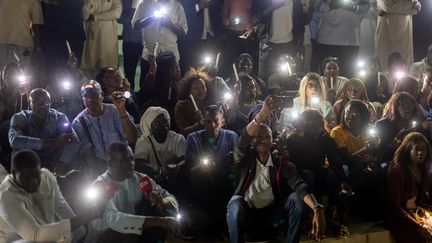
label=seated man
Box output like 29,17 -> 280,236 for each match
8,88 -> 77,173
185,105 -> 238,234
227,96 -> 326,243
69,80 -> 137,177
87,142 -> 180,243
409,43 -> 432,81
134,106 -> 185,188
0,150 -> 100,242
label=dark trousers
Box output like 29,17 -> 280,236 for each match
138,58 -> 150,91
122,41 -> 143,92
96,227 -> 167,243
226,193 -> 304,243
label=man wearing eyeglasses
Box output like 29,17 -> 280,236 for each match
8,88 -> 77,173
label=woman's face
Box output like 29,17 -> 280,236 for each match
344,105 -> 362,131
240,79 -> 257,100
397,97 -> 416,120
347,83 -> 362,100
190,79 -> 207,101
410,141 -> 427,165
306,79 -> 320,98
324,61 -> 339,77
168,62 -> 181,81
238,58 -> 253,74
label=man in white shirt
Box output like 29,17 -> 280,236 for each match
0,0 -> 44,70
132,0 -> 187,88
227,96 -> 326,243
0,150 -> 100,242
409,44 -> 432,81
87,142 -> 180,243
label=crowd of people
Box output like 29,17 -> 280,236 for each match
0,0 -> 432,242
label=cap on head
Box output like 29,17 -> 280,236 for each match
81,80 -> 103,96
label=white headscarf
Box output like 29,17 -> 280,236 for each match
140,106 -> 171,137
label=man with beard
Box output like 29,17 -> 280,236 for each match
8,88 -> 77,173
185,105 -> 238,237
87,142 -> 180,243
68,80 -> 137,178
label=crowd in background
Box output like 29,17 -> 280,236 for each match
0,0 -> 432,242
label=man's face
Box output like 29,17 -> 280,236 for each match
344,105 -> 362,130
110,147 -> 135,181
204,111 -> 224,137
14,166 -> 42,194
239,79 -> 257,101
150,114 -> 170,143
82,93 -> 104,112
30,91 -> 51,119
103,69 -> 122,89
303,117 -> 324,138
253,126 -> 272,153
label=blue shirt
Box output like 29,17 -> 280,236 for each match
185,129 -> 238,171
8,108 -> 76,169
71,104 -> 133,162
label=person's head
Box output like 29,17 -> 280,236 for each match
366,56 -> 381,73
140,106 -> 171,143
387,52 -> 407,76
11,150 -> 42,194
29,88 -> 51,119
299,72 -> 326,107
383,92 -> 422,122
237,74 -> 257,103
1,63 -> 20,90
252,124 -> 273,154
179,68 -> 208,101
394,76 -> 419,101
321,57 -> 340,77
339,78 -> 370,102
156,52 -> 181,82
426,44 -> 432,66
81,80 -> 104,113
237,53 -> 253,74
107,142 -> 135,181
341,99 -> 370,132
203,105 -> 225,138
98,68 -> 122,91
296,109 -> 325,138
420,68 -> 432,92
392,132 -> 431,169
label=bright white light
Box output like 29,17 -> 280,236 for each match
291,111 -> 299,119
223,92 -> 233,102
357,60 -> 365,68
311,96 -> 320,105
359,70 -> 367,77
412,121 -> 417,127
18,75 -> 26,83
123,91 -> 131,99
234,17 -> 241,25
63,80 -> 71,90
85,187 -> 99,201
154,7 -> 167,18
280,62 -> 291,73
395,71 -> 405,80
201,158 -> 209,166
368,128 -> 376,136
204,55 -> 212,64
176,213 -> 182,221
63,122 -> 70,127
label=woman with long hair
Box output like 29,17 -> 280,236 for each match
387,132 -> 432,243
174,69 -> 209,136
376,92 -> 426,163
278,72 -> 336,131
333,78 -> 377,124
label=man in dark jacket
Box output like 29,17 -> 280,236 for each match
226,95 -> 326,243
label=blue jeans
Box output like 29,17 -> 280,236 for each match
226,193 -> 304,243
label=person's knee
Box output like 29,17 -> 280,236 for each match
227,195 -> 246,217
286,193 -> 304,216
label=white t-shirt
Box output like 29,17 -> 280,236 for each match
244,157 -> 275,209
269,0 -> 294,44
0,0 -> 44,47
134,131 -> 186,170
